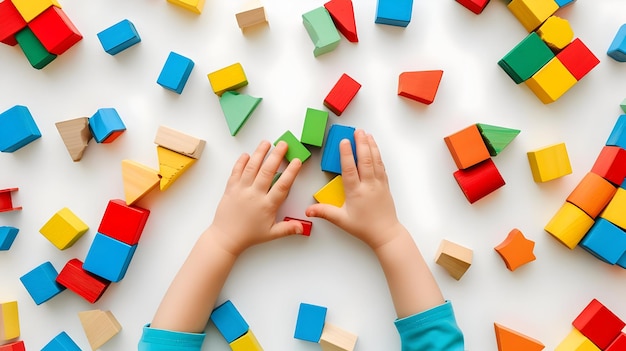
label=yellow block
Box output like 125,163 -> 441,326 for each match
508,0 -> 559,32
157,146 -> 196,191
230,330 -> 264,351
166,0 -> 206,14
545,202 -> 594,249
11,0 -> 62,22
555,329 -> 600,351
121,160 -> 160,205
39,207 -> 89,250
207,63 -> 248,96
314,175 -> 345,207
526,58 -> 577,104
527,142 -> 572,182
0,301 -> 20,341
537,16 -> 574,51
600,188 -> 626,230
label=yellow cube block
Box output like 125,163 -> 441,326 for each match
508,0 -> 559,32
0,301 -> 20,341
545,202 -> 594,249
39,207 -> 89,250
527,142 -> 572,182
207,63 -> 248,96
555,329 -> 600,351
166,0 -> 206,14
537,16 -> 574,51
600,188 -> 626,230
526,58 -> 577,104
314,175 -> 345,207
230,330 -> 263,351
11,0 -> 61,22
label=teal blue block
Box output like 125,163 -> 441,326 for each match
0,226 -> 19,250
302,7 -> 341,57
83,233 -> 137,282
606,115 -> 626,149
20,261 -> 66,305
375,0 -> 413,27
294,303 -> 327,342
210,300 -> 249,343
555,0 -> 575,6
618,251 -> 626,269
157,51 -> 194,94
0,105 -> 41,152
97,19 -> 141,55
89,108 -> 126,143
608,24 -> 626,62
321,124 -> 356,174
580,218 -> 626,265
42,331 -> 81,351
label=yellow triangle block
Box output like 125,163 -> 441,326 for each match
121,160 -> 160,205
157,146 -> 196,191
495,323 -> 545,351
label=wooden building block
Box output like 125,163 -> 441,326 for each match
294,303 -> 327,342
435,239 -> 473,280
207,63 -> 248,97
323,73 -> 361,116
608,24 -> 626,62
566,172 -> 617,218
324,0 -> 358,42
314,175 -> 345,207
121,160 -> 160,205
98,199 -> 150,246
83,233 -> 137,282
210,300 -> 249,343
302,7 -> 341,57
590,146 -> 626,185
319,323 -> 357,351
527,142 -> 572,182
0,301 -> 19,341
56,258 -> 110,304
301,108 -> 329,147
555,0 -> 576,6
476,123 -> 520,156
284,217 -> 313,236
498,32 -> 554,84
274,131 -> 311,163
444,124 -> 491,170
573,299 -> 625,350
219,91 -> 262,136
78,309 -> 122,350
557,38 -> 599,81
606,333 -> 626,351
19,261 -> 66,305
157,51 -> 194,94
154,125 -> 206,159
453,159 -> 506,204
606,115 -> 626,149
0,0 -> 27,46
580,219 -> 626,265
544,202 -> 594,249
455,0 -> 490,15
157,146 -> 197,190
526,57 -> 577,104
15,27 -> 56,69
555,329 -> 600,351
494,229 -> 536,271
0,226 -> 19,250
55,117 -> 92,162
230,330 -> 263,351
601,188 -> 626,230
89,108 -> 126,143
39,207 -> 89,250
494,323 -> 545,351
28,6 -> 82,55
397,70 -> 444,105
536,16 -> 573,51
0,105 -> 41,153
0,341 -> 25,351
11,0 -> 61,22
507,0 -> 558,32
321,124 -> 356,174
41,331 -> 81,351
0,188 -> 21,213
97,19 -> 141,55
166,0 -> 206,14
375,0 -> 413,27
235,0 -> 267,30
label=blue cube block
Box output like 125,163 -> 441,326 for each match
606,115 -> 626,149
294,302 -> 327,342
580,218 -> 626,264
83,233 -> 137,282
89,108 -> 126,143
97,19 -> 141,55
321,124 -> 356,174
608,24 -> 626,62
157,51 -> 195,94
42,331 -> 81,351
0,105 -> 41,152
0,226 -> 19,250
210,300 -> 249,343
555,0 -> 576,7
618,251 -> 626,269
375,0 -> 413,27
20,261 -> 66,305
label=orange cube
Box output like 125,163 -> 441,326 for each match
444,124 -> 491,170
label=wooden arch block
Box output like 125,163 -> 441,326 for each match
494,229 -> 536,271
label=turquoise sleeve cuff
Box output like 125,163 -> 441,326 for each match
138,324 -> 206,351
394,301 -> 465,351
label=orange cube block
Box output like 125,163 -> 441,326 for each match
444,124 -> 491,170
566,172 -> 617,218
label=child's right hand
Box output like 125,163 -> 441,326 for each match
306,130 -> 404,250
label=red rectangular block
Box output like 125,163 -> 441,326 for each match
28,6 -> 82,55
323,73 -> 361,116
284,217 -> 313,236
0,0 -> 27,46
590,146 -> 626,185
98,199 -> 150,245
0,340 -> 25,351
453,158 -> 505,204
56,258 -> 110,304
557,38 -> 600,81
573,299 -> 625,350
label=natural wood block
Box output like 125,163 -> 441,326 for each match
544,202 -> 594,249
494,229 -> 536,271
566,172 -> 616,218
527,142 -> 572,182
494,323 -> 545,351
319,323 -> 357,351
154,125 -> 206,159
39,207 -> 89,250
444,124 -> 491,170
78,309 -> 122,351
157,146 -> 197,191
314,175 -> 345,207
121,160 -> 160,206
435,239 -> 473,280
207,63 -> 248,96
55,117 -> 92,162
235,0 -> 267,30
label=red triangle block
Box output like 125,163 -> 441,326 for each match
494,323 -> 545,351
324,0 -> 358,43
398,70 -> 444,105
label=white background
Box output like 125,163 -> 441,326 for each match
1,0 -> 626,350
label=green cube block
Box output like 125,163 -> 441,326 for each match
301,108 -> 329,147
302,7 -> 341,57
275,130 -> 311,163
498,32 -> 554,84
15,27 -> 57,70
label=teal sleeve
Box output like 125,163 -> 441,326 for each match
138,324 -> 206,351
394,301 -> 465,351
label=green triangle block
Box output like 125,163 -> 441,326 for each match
219,91 -> 262,136
620,97 -> 626,113
476,123 -> 520,156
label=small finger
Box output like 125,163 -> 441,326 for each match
255,141 -> 288,190
240,141 -> 272,185
268,157 -> 302,204
367,134 -> 387,180
339,139 -> 359,189
354,129 -> 375,181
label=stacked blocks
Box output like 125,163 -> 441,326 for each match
302,7 -> 341,57
207,63 -> 248,97
494,229 -> 537,271
445,124 -> 491,170
324,0 -> 358,43
0,1 -> 27,46
0,301 -> 20,341
580,219 -> 626,265
375,0 -> 413,27
321,124 -> 356,174
301,108 -> 329,147
545,202 -> 594,249
78,309 -> 122,350
219,92 -> 263,136
274,131 -> 311,163
527,142 -> 572,182
324,73 -> 361,116
314,175 -> 345,207
295,303 -> 327,342
156,140 -> 200,191
235,0 -> 268,31
284,217 -> 313,236
210,300 -> 263,350
166,0 -> 206,14
157,51 -> 195,94
0,188 -> 21,212
97,19 -> 141,55
56,259 -> 110,304
28,6 -> 82,55
590,146 -> 626,185
608,24 -> 626,62
19,261 -> 66,305
0,227 -> 19,250
494,323 -> 545,351
435,239 -> 473,280
397,70 -> 444,105
0,105 -> 42,153
455,0 -> 491,15
536,16 -> 573,51
89,108 -> 126,144
39,207 -> 89,250
15,27 -> 56,69
55,117 -> 92,161
154,125 -> 206,159
41,331 -> 81,351
525,57 -> 577,104
566,172 -> 616,218
561,299 -> 626,350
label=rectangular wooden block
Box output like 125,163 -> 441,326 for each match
157,51 -> 195,94
96,19 -> 141,55
314,175 -> 345,207
555,328 -> 601,351
19,261 -> 66,305
0,226 -> 19,251
0,301 -> 19,341
167,0 -> 206,14
230,330 -> 263,351
498,32 -> 554,84
294,303 -> 327,342
0,105 -> 42,153
301,108 -> 329,147
98,199 -> 150,246
525,57 -> 577,104
600,188 -> 626,230
544,202 -> 594,249
154,125 -> 206,159
28,6 -> 82,55
236,0 -> 267,30
89,108 -> 126,144
0,0 -> 27,46
0,341 -> 25,351
527,142 -> 572,182
580,218 -> 626,265
557,38 -> 599,81
375,0 -> 413,27
323,73 -> 361,116
591,145 -> 626,185
573,299 -> 625,350
41,331 -> 81,351
321,124 -> 356,174
606,115 -> 626,149
455,0 -> 490,15
83,233 -> 138,282
207,62 -> 248,96
210,300 -> 249,343
11,0 -> 61,22
608,24 -> 626,62
56,258 -> 111,304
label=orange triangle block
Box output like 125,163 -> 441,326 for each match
398,70 -> 444,105
324,0 -> 358,42
494,323 -> 545,351
121,160 -> 160,205
157,146 -> 196,191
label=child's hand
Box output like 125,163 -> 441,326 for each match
209,140 -> 303,256
306,130 -> 403,250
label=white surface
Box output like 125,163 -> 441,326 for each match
1,1 -> 626,350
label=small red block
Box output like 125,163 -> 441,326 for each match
323,73 -> 361,116
0,340 -> 25,351
453,159 -> 505,204
0,0 -> 27,46
28,6 -> 82,55
557,38 -> 600,81
98,199 -> 150,245
590,146 -> 626,185
284,217 -> 312,236
324,0 -> 358,43
398,70 -> 444,105
56,258 -> 110,304
607,333 -> 626,351
0,188 -> 22,212
455,0 -> 490,15
572,299 -> 625,350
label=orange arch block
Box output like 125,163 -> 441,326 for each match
494,229 -> 536,271
495,323 -> 545,351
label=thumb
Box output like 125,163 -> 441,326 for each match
268,220 -> 304,240
305,203 -> 344,227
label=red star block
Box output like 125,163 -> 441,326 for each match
494,229 -> 536,271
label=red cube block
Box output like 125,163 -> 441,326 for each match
98,199 -> 150,245
557,38 -> 600,81
0,0 -> 27,46
323,73 -> 361,116
0,340 -> 25,351
590,146 -> 626,185
284,217 -> 313,236
453,158 -> 505,204
56,258 -> 110,303
455,0 -> 490,14
607,333 -> 626,351
573,299 -> 625,350
28,6 -> 82,55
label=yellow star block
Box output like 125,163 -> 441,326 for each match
314,175 -> 345,207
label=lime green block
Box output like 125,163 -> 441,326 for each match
219,91 -> 262,136
302,7 -> 341,57
275,130 -> 311,163
15,27 -> 56,70
301,108 -> 329,147
498,32 -> 553,84
477,123 -> 521,156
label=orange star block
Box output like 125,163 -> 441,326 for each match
494,229 -> 536,271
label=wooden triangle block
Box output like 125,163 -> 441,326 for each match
398,70 -> 444,105
154,125 -> 206,159
55,117 -> 92,161
157,146 -> 196,191
324,0 -> 358,42
78,309 -> 122,351
494,323 -> 545,351
494,229 -> 536,271
121,160 -> 160,205
219,91 -> 262,136
477,123 -> 520,156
